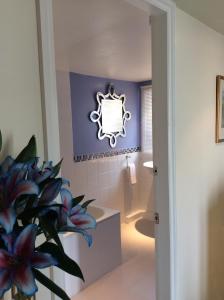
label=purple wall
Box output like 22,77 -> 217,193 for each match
70,73 -> 141,159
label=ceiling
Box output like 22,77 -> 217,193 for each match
53,0 -> 152,82
175,0 -> 224,36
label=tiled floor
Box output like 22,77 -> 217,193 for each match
72,220 -> 156,300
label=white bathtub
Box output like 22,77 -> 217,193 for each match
62,206 -> 121,297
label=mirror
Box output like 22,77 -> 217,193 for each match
90,84 -> 131,148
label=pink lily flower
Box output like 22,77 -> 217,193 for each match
60,189 -> 96,246
0,224 -> 57,297
0,167 -> 39,233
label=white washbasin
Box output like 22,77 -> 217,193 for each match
143,161 -> 154,169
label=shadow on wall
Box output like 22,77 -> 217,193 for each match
207,187 -> 224,300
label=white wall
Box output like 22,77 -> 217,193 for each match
176,9 -> 224,300
0,0 -> 44,158
0,1 -> 48,299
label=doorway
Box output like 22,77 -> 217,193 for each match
36,0 -> 176,299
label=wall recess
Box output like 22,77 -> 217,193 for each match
90,84 -> 131,148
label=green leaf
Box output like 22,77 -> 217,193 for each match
39,177 -> 55,193
15,194 -> 37,209
15,135 -> 37,163
33,269 -> 70,300
52,159 -> 63,177
82,199 -> 95,209
39,179 -> 62,207
40,215 -> 63,251
19,204 -> 63,221
72,195 -> 85,207
0,130 -> 2,152
38,242 -> 84,281
24,195 -> 38,210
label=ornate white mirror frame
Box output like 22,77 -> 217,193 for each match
90,84 -> 132,148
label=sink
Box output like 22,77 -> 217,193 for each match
143,161 -> 153,169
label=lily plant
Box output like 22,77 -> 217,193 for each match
0,132 -> 96,300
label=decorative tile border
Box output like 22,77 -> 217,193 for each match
74,147 -> 141,162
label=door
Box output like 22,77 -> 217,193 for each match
151,13 -> 172,300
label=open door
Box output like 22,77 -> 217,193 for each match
151,13 -> 172,300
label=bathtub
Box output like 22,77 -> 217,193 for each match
62,206 -> 121,297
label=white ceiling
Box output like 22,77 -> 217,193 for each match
175,0 -> 224,36
53,0 -> 152,82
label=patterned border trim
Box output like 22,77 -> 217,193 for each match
74,147 -> 141,162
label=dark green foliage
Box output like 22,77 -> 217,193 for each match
38,242 -> 84,280
15,135 -> 37,163
72,195 -> 85,207
82,199 -> 95,209
52,159 -> 63,177
19,204 -> 63,221
33,269 -> 70,300
40,214 -> 63,251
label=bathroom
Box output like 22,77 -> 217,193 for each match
53,0 -> 155,299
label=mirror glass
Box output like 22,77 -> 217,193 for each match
102,99 -> 123,134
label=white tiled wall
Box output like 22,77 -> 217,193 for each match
70,153 -> 140,221
56,70 -> 153,222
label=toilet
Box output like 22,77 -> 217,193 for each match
135,161 -> 155,238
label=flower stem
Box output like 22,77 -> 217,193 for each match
12,287 -> 35,300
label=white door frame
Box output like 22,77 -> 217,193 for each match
36,0 -> 177,300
